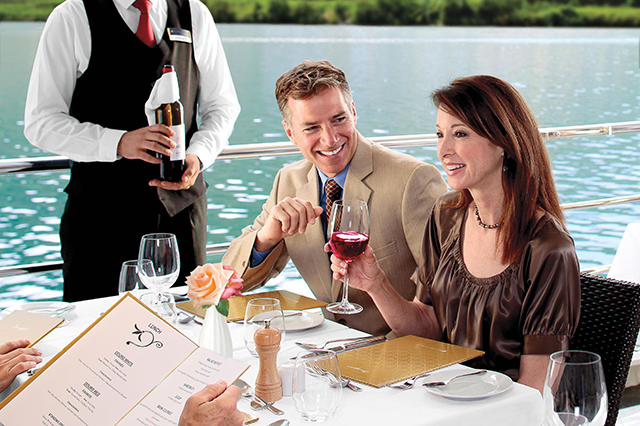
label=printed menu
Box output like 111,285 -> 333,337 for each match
0,294 -> 249,426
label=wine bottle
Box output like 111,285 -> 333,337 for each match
155,65 -> 186,182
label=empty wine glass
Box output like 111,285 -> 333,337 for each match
138,233 -> 180,321
543,350 -> 608,426
118,259 -> 153,298
327,199 -> 369,314
243,298 -> 286,357
293,349 -> 342,422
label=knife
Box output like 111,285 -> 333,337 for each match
327,335 -> 387,352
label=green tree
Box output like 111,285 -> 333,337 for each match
477,0 -> 524,25
251,2 -> 265,23
334,3 -> 350,23
440,0 -> 475,25
266,0 -> 292,23
355,0 -> 427,25
292,1 -> 324,24
208,0 -> 236,23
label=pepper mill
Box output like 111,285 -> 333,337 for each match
254,319 -> 283,403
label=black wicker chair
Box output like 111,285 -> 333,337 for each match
569,273 -> 640,426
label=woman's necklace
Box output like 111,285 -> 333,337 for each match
474,206 -> 501,229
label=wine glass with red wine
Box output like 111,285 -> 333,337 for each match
327,199 -> 369,314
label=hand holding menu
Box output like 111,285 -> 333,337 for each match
0,294 -> 248,426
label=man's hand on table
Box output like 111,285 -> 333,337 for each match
0,339 -> 42,393
178,380 -> 244,426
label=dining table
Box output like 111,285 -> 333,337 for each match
0,287 -> 543,425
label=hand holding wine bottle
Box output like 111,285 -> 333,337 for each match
148,153 -> 201,191
117,123 -> 176,164
153,65 -> 186,183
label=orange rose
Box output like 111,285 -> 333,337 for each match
186,263 -> 234,307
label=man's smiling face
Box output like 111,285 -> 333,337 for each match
283,86 -> 358,177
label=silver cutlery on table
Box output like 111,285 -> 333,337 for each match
422,370 -> 487,387
295,336 -> 377,350
234,379 -> 284,415
306,362 -> 363,392
266,420 -> 290,426
388,373 -> 432,390
325,335 -> 387,353
177,311 -> 203,325
250,400 -> 285,415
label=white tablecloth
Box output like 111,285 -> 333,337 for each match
607,223 -> 640,387
1,291 -> 543,426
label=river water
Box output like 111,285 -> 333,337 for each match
0,23 -> 639,307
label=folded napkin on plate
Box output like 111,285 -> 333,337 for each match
337,335 -> 484,388
176,290 -> 328,322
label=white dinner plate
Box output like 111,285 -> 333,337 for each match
424,368 -> 513,400
283,310 -> 324,331
0,302 -> 78,327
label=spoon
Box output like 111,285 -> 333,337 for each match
233,379 -> 284,416
267,420 -> 290,426
177,311 -> 203,325
422,370 -> 487,387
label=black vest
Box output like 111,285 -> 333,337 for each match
68,0 -> 204,216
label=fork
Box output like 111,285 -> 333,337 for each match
422,370 -> 487,387
388,373 -> 432,390
306,362 -> 362,392
295,336 -> 373,350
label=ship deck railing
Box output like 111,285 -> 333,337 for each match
1,120 -> 639,278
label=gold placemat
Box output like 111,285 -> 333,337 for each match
337,335 -> 484,388
0,310 -> 64,346
176,290 -> 328,322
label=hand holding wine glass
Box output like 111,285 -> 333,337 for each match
327,199 -> 369,315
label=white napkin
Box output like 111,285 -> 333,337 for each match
144,71 -> 181,126
608,222 -> 640,284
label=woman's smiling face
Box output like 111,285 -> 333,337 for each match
436,108 -> 504,193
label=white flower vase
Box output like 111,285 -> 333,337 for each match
198,306 -> 233,358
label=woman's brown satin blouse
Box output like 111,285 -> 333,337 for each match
416,192 -> 581,380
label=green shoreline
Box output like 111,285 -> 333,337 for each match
1,0 -> 639,27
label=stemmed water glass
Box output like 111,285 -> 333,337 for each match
327,199 -> 370,315
118,259 -> 154,298
138,233 -> 180,320
542,350 -> 608,426
243,298 -> 286,357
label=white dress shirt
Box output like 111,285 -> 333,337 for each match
24,0 -> 240,170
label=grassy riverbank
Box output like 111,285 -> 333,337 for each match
1,0 -> 639,26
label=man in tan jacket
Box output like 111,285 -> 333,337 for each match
223,60 -> 447,335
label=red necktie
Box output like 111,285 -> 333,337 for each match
132,0 -> 155,48
325,179 -> 342,225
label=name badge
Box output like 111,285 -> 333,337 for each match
167,28 -> 192,43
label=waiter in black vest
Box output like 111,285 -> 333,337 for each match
24,0 -> 241,302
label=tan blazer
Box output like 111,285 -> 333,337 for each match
223,133 -> 448,335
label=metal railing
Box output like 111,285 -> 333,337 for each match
1,120 -> 639,278
3,120 -> 640,175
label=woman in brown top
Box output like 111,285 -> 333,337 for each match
328,75 -> 580,393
